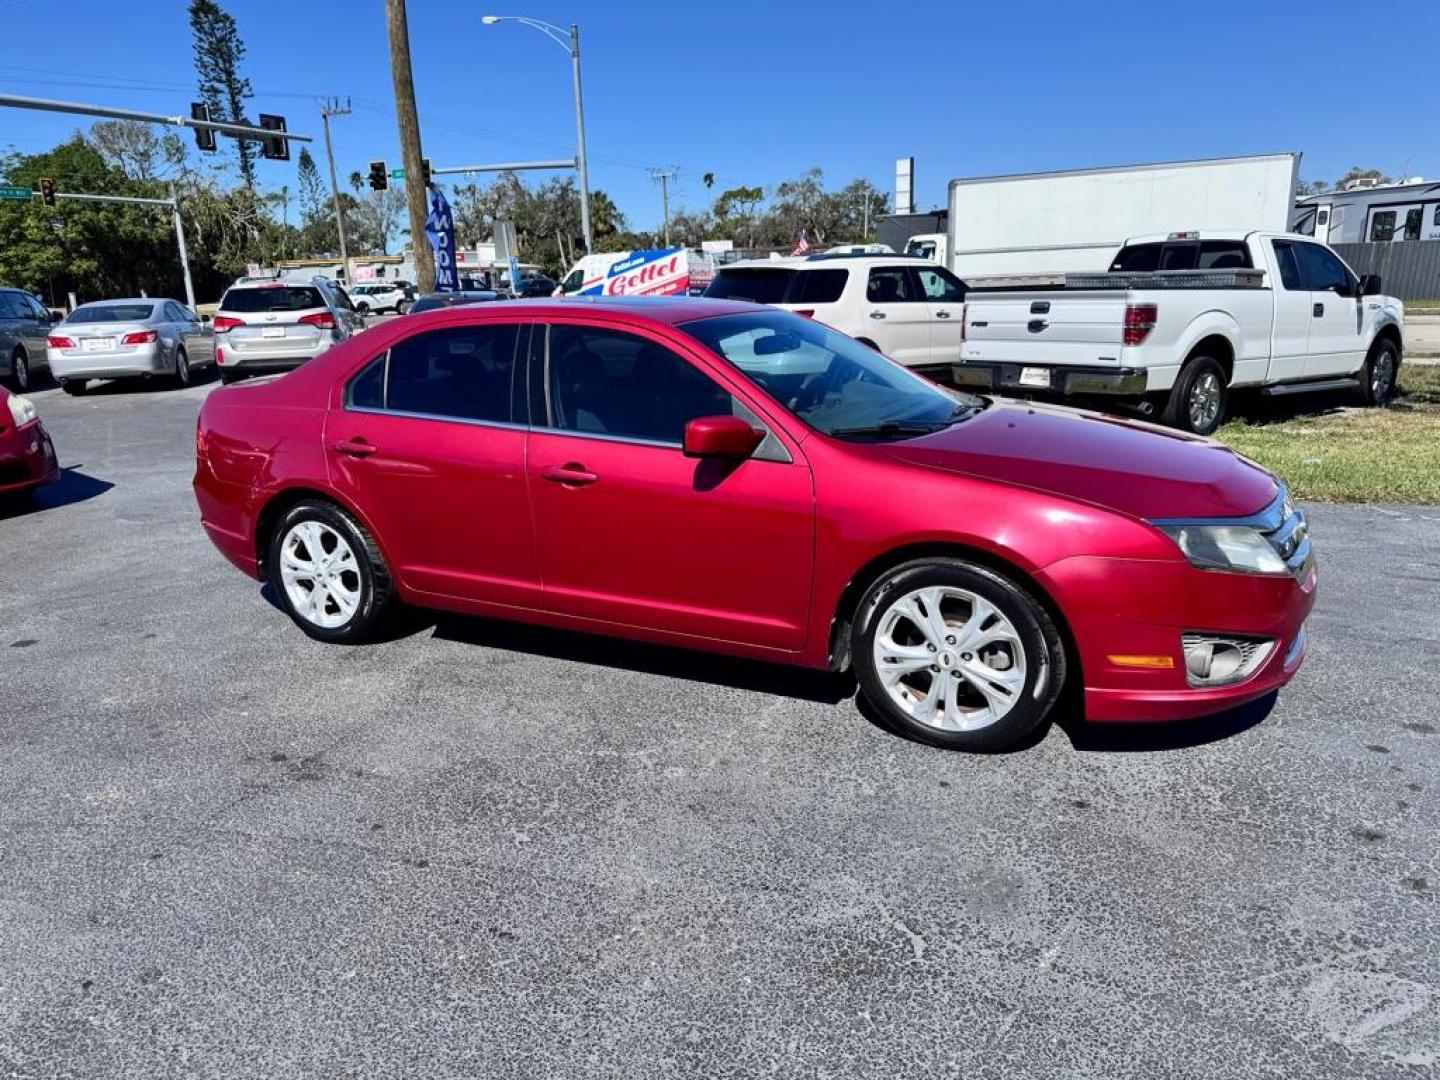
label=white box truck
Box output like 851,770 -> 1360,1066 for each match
929,153 -> 1300,279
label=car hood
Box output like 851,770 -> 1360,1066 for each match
880,400 -> 1277,520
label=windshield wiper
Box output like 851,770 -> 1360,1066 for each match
828,420 -> 944,439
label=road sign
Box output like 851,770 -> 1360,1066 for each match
0,186 -> 33,200
389,168 -> 405,180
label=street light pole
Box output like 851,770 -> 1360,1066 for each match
481,15 -> 593,254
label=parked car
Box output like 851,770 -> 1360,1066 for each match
46,298 -> 215,395
1,286 -> 57,392
0,384 -> 59,501
406,291 -> 500,314
212,276 -> 366,384
349,282 -> 410,315
194,298 -> 1314,753
956,231 -> 1406,434
512,274 -> 557,298
705,254 -> 968,377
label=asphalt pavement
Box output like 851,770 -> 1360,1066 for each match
2,373 -> 1438,1079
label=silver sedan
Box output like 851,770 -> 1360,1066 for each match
46,298 -> 216,395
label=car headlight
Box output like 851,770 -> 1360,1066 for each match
6,394 -> 38,427
1158,524 -> 1289,575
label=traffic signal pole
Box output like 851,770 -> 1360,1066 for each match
48,191 -> 196,310
0,93 -> 313,147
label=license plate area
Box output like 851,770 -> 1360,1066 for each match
82,337 -> 115,352
1018,366 -> 1050,388
262,326 -> 286,339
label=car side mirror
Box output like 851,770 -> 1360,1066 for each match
1360,274 -> 1382,297
683,415 -> 764,460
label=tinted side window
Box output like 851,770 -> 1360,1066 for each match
382,324 -> 520,422
0,292 -> 27,320
1110,244 -> 1160,272
1404,208 -> 1422,241
1197,241 -> 1251,269
866,267 -> 918,302
1296,243 -> 1351,293
545,324 -> 734,444
1271,241 -> 1303,291
915,267 -> 965,301
348,355 -> 385,409
786,268 -> 847,304
705,268 -> 795,304
1370,211 -> 1396,242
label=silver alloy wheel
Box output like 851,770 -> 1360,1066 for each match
175,349 -> 189,385
11,350 -> 28,392
871,585 -> 1027,732
1371,347 -> 1395,401
278,520 -> 362,630
1189,370 -> 1222,430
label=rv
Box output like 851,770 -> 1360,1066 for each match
1292,179 -> 1440,244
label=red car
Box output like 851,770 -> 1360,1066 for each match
194,298 -> 1314,752
0,386 -> 59,501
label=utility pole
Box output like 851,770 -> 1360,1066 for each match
318,97 -> 353,285
569,24 -> 592,254
650,168 -> 678,248
385,0 -> 434,293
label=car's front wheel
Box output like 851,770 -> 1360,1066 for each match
266,499 -> 394,643
852,558 -> 1066,752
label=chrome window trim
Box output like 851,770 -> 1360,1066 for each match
344,404 -> 530,433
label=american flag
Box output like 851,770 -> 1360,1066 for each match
791,231 -> 811,256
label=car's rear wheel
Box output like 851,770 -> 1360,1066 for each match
852,558 -> 1066,752
172,348 -> 190,388
1358,338 -> 1399,406
7,348 -> 29,392
219,368 -> 241,385
1163,355 -> 1227,435
266,499 -> 394,644
61,379 -> 86,396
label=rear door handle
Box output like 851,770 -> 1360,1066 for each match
1313,303 -> 1325,317
331,438 -> 377,458
540,464 -> 598,487
935,310 -> 952,319
868,311 -> 887,320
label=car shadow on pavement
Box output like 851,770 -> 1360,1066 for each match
0,466 -> 113,520
429,613 -> 858,705
1054,692 -> 1277,752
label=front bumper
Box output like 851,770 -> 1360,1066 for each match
1037,552 -> 1317,723
952,360 -> 1148,397
0,420 -> 60,495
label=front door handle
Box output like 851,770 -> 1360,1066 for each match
868,310 -> 887,320
331,437 -> 377,457
1313,302 -> 1325,317
540,463 -> 598,487
935,310 -> 952,319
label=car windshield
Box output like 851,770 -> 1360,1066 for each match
66,303 -> 156,323
221,286 -> 325,313
681,309 -> 982,439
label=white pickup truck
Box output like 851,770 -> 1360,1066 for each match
954,231 -> 1406,434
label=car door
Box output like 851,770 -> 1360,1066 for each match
0,291 -> 23,375
526,319 -> 815,651
861,266 -> 932,364
19,292 -> 53,362
1266,240 -> 1311,383
1296,242 -> 1365,378
325,320 -> 541,609
182,304 -> 217,363
168,302 -> 205,363
914,265 -> 967,364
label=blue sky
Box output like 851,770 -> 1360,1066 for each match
2,0 -> 1435,232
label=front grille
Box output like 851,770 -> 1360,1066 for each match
1257,490 -> 1312,577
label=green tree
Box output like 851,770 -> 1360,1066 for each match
189,0 -> 256,189
1334,167 -> 1392,190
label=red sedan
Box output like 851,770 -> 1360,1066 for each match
194,298 -> 1314,752
0,386 -> 59,501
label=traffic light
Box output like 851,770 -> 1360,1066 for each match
39,178 -> 55,207
191,102 -> 216,152
421,158 -> 432,187
257,114 -> 289,161
368,160 -> 388,191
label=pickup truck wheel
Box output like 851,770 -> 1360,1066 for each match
1358,339 -> 1399,406
267,500 -> 395,644
852,558 -> 1066,753
1164,355 -> 1227,435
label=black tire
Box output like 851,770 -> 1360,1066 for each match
1358,338 -> 1399,406
219,368 -> 241,385
7,348 -> 29,393
852,558 -> 1067,753
172,348 -> 190,388
266,499 -> 395,644
61,379 -> 87,397
356,302 -> 371,316
1162,354 -> 1227,435
396,300 -> 411,315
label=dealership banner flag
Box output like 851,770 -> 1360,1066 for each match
426,187 -> 459,292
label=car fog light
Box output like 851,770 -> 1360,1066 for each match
1181,633 -> 1275,687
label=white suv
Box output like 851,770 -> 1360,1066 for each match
213,276 -> 366,384
704,254 -> 968,373
349,282 -> 410,315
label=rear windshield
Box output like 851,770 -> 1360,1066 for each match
704,268 -> 797,304
221,286 -> 325,313
65,303 -> 156,323
1110,241 -> 1253,273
